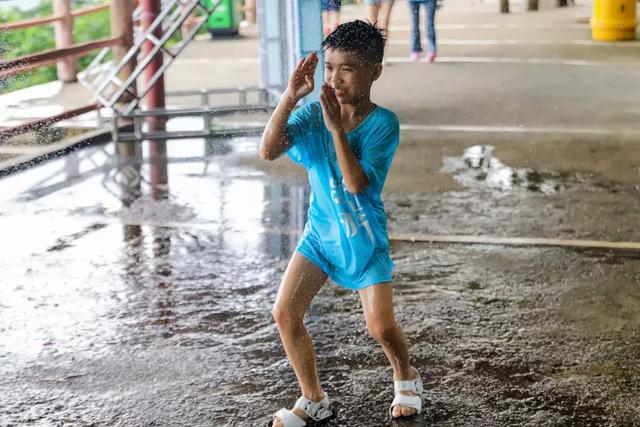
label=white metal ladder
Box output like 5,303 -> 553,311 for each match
79,0 -> 224,115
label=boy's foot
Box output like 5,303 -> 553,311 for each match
273,393 -> 331,427
392,389 -> 419,417
389,367 -> 423,418
272,407 -> 308,427
410,52 -> 422,62
426,52 -> 437,63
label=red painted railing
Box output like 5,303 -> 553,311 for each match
0,2 -> 122,139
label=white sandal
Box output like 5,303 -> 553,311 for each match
389,367 -> 423,417
273,393 -> 332,426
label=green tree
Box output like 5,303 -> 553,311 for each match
0,0 -> 110,93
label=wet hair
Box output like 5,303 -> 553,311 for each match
321,20 -> 386,64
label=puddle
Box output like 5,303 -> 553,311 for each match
441,145 -> 575,194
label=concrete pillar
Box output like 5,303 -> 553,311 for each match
111,0 -> 136,99
53,0 -> 76,82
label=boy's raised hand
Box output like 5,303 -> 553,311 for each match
285,52 -> 318,103
320,83 -> 343,134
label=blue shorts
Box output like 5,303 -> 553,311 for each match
296,231 -> 393,290
322,0 -> 341,12
364,0 -> 393,4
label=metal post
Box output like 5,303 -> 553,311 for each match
111,116 -> 120,143
141,0 -> 168,200
141,0 -> 166,114
53,0 -> 76,82
116,140 -> 142,207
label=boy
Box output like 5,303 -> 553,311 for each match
259,21 -> 423,426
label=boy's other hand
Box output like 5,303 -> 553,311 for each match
320,83 -> 343,134
285,52 -> 318,103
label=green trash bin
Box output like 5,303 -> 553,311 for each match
204,0 -> 240,37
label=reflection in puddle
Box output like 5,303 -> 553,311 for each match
0,136 -> 309,371
442,145 -> 569,193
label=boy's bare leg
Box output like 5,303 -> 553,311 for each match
359,283 -> 418,418
272,253 -> 328,427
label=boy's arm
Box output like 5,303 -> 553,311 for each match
320,83 -> 369,194
258,94 -> 298,161
258,52 -> 318,161
331,128 -> 369,194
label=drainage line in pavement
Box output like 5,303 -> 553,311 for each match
110,218 -> 640,251
389,233 -> 640,251
39,216 -> 639,251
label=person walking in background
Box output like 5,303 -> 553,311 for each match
408,0 -> 437,63
322,0 -> 342,36
363,0 -> 395,44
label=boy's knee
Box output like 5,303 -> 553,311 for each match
367,319 -> 397,344
272,304 -> 302,331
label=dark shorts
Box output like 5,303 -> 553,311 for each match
322,0 -> 341,12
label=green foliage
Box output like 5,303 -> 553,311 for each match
0,0 -> 110,94
0,3 -> 56,94
74,7 -> 112,69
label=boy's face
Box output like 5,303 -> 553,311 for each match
323,49 -> 382,105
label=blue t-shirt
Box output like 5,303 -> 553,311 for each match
286,101 -> 400,290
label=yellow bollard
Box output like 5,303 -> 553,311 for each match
591,0 -> 637,41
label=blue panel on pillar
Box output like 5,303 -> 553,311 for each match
267,43 -> 282,88
260,2 -> 285,90
297,0 -> 323,104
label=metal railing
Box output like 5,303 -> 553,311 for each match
1,2 -> 277,146
0,2 -> 120,81
112,87 -> 276,142
81,0 -> 228,115
0,1 -> 118,140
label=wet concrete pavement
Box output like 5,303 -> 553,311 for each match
1,132 -> 639,426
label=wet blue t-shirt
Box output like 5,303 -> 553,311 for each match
286,101 -> 400,290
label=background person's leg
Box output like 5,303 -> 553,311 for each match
330,10 -> 341,31
322,0 -> 331,34
378,0 -> 395,39
331,0 -> 342,31
425,0 -> 437,55
408,1 -> 422,57
365,2 -> 380,27
272,253 -> 328,425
